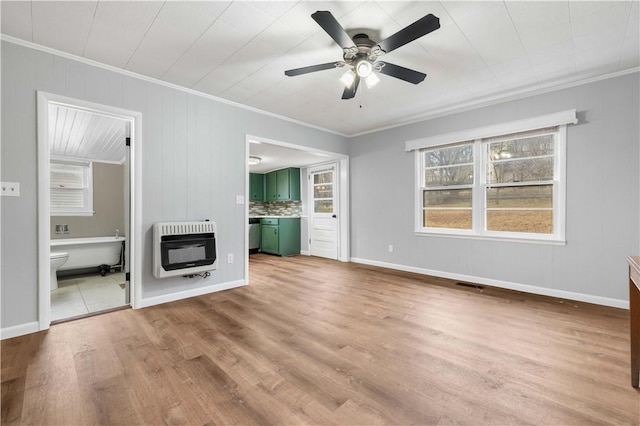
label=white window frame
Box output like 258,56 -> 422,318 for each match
420,142 -> 476,237
408,110 -> 577,245
50,158 -> 94,216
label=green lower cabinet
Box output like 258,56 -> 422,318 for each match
260,218 -> 300,256
260,224 -> 279,254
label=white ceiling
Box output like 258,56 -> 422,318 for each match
248,139 -> 340,173
1,1 -> 639,137
49,104 -> 127,163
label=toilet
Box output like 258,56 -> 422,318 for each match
50,252 -> 69,290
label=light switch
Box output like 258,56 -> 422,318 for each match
236,195 -> 245,205
1,182 -> 20,197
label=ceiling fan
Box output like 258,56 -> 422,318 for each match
284,11 -> 440,100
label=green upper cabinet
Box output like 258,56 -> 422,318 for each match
266,171 -> 277,202
265,168 -> 300,201
249,173 -> 264,201
276,169 -> 290,200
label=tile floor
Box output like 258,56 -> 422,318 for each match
51,272 -> 127,322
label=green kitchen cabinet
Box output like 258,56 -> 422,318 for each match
260,218 -> 300,256
249,173 -> 264,201
265,168 -> 300,201
265,171 -> 277,201
260,223 -> 279,254
276,169 -> 291,200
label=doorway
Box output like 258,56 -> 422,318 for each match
37,92 -> 141,329
245,135 -> 350,279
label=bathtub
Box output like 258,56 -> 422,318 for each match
51,236 -> 125,275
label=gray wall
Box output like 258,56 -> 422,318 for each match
350,72 -> 640,303
51,162 -> 125,239
1,41 -> 348,330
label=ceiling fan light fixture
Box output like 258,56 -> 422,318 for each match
248,156 -> 261,165
340,70 -> 356,88
364,72 -> 380,89
283,11 -> 440,100
355,60 -> 373,78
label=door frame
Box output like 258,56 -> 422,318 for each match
36,92 -> 142,330
244,135 -> 350,278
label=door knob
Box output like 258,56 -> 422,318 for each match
332,214 -> 337,218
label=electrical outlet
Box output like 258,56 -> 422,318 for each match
227,253 -> 234,264
388,244 -> 394,253
1,182 -> 20,197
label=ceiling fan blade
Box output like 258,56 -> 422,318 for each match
312,11 -> 356,49
341,75 -> 360,99
285,62 -> 339,77
376,14 -> 440,54
377,62 -> 426,84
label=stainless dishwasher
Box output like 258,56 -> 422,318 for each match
248,218 -> 260,254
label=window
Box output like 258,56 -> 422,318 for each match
50,160 -> 94,216
422,143 -> 474,230
485,129 -> 555,234
409,110 -> 576,243
313,170 -> 334,213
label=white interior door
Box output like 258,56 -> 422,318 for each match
309,164 -> 338,259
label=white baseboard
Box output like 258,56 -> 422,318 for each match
139,279 -> 246,308
1,321 -> 40,340
300,250 -> 309,256
350,257 -> 628,309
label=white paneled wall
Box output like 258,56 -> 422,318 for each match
0,41 -> 348,333
349,72 -> 639,306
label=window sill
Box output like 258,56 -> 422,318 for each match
51,211 -> 95,217
414,230 -> 566,246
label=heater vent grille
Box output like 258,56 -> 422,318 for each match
157,221 -> 216,236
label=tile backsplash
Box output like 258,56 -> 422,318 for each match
249,201 -> 302,217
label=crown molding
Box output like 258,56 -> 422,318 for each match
350,67 -> 640,138
0,35 -> 348,138
2,35 -> 637,139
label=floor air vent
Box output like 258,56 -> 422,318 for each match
456,282 -> 484,291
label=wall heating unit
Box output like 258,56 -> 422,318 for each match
153,221 -> 217,278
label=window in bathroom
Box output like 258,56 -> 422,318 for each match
50,159 -> 94,216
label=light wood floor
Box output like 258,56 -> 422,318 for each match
2,254 -> 639,425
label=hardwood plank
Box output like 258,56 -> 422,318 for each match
1,377 -> 25,423
2,254 -> 639,425
19,325 -> 90,425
